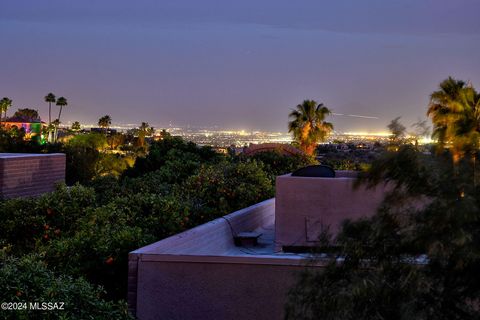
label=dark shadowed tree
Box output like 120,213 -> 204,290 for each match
13,108 -> 41,122
410,119 -> 431,148
0,97 -> 13,126
98,115 -> 112,135
71,121 -> 81,131
387,117 -> 406,146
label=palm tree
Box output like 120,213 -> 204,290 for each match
44,93 -> 56,125
138,122 -> 154,148
44,93 -> 56,142
427,77 -> 480,163
71,121 -> 81,132
98,115 -> 112,135
53,97 -> 68,142
56,97 -> 68,123
0,97 -> 13,127
51,119 -> 60,142
288,99 -> 333,155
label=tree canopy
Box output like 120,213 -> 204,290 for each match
12,108 -> 41,122
288,99 -> 333,155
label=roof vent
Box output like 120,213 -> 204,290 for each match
291,165 -> 335,178
234,232 -> 262,247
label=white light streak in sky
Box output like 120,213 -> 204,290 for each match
331,113 -> 379,119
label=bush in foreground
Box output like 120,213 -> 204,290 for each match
0,253 -> 132,320
285,146 -> 480,319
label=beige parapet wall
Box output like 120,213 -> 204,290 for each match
129,172 -> 392,319
275,171 -> 388,250
0,153 -> 66,199
129,199 -> 328,320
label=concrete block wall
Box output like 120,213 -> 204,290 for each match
0,153 -> 66,199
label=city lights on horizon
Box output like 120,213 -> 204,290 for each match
60,121 -> 436,146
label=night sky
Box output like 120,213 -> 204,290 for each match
1,0 -> 479,132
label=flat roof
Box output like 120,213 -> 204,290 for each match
0,153 -> 65,159
131,199 -> 328,266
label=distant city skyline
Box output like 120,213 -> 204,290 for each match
1,0 -> 480,132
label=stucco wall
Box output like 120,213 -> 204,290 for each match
275,172 -> 388,249
133,258 -> 316,320
0,153 -> 65,199
129,199 -> 328,319
129,171 -> 391,319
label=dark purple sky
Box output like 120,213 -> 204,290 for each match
1,0 -> 479,132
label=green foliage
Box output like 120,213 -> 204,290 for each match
427,77 -> 480,160
0,253 -> 132,320
12,108 -> 41,122
0,197 -> 42,254
71,121 -> 81,131
0,128 -> 38,152
288,99 -> 333,155
64,134 -> 133,183
286,146 -> 480,319
243,151 -> 315,182
67,133 -> 107,150
0,134 -> 304,317
0,185 -> 95,254
95,153 -> 133,177
123,136 -> 223,178
180,161 -> 274,223
43,202 -> 152,300
319,150 -> 378,171
0,97 -> 13,121
64,145 -> 101,184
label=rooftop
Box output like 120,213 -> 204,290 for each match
128,171 -> 393,319
0,153 -> 64,159
131,198 -> 326,266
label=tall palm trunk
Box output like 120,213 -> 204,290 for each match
48,102 -> 52,142
58,106 -> 63,123
54,106 -> 64,143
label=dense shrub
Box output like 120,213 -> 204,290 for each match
180,161 -> 274,224
42,191 -> 192,299
0,253 -> 132,320
95,153 -> 134,177
43,202 -> 152,300
64,146 -> 101,184
0,185 -> 95,254
244,151 -> 315,181
319,150 -> 378,171
123,136 -> 223,178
